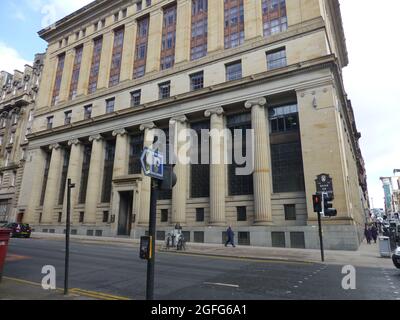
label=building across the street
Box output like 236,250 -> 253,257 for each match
0,54 -> 44,224
16,0 -> 369,250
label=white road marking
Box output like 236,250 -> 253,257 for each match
298,281 -> 303,284
203,282 -> 239,288
286,291 -> 292,294
293,285 -> 298,288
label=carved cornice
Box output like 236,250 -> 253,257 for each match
204,107 -> 224,118
245,97 -> 267,109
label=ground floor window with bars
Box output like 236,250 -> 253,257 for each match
101,141 -> 116,203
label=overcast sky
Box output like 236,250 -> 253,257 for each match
0,0 -> 399,209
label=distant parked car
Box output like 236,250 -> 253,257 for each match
2,223 -> 32,238
392,247 -> 400,269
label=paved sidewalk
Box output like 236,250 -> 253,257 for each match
0,277 -> 96,300
30,232 -> 395,268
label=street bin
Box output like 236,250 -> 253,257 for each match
379,236 -> 391,258
0,228 -> 11,282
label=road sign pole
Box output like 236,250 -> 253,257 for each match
146,178 -> 159,300
64,179 -> 75,295
317,211 -> 325,262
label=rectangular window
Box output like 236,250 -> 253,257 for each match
160,5 -> 177,70
109,28 -> 125,87
103,211 -> 109,223
271,232 -> 286,248
101,141 -> 115,203
137,1 -> 142,11
58,212 -> 62,223
157,231 -> 166,240
238,232 -> 250,246
194,231 -> 204,243
190,121 -> 210,198
284,204 -> 296,221
122,8 -> 127,18
84,105 -> 92,120
227,113 -> 253,195
196,208 -> 205,222
130,90 -> 141,107
224,0 -> 244,49
237,206 -> 247,221
266,48 -> 287,70
161,209 -> 168,222
146,0 -> 151,7
262,0 -> 287,37
58,149 -> 70,205
158,81 -> 171,99
190,71 -> 204,91
290,232 -> 305,249
191,0 -> 208,60
69,46 -> 83,100
88,37 -> 103,94
114,13 -> 119,22
79,212 -> 84,223
79,145 -> 92,204
9,133 -> 15,144
269,104 -> 299,133
106,98 -> 115,114
51,53 -> 65,106
129,134 -> 144,174
226,60 -> 242,81
64,111 -> 72,125
133,17 -> 149,79
47,116 -> 54,130
40,152 -> 52,206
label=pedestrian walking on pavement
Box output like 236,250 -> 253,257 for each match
371,224 -> 378,243
364,225 -> 372,244
225,225 -> 236,247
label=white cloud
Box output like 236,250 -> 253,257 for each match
340,0 -> 400,208
0,42 -> 32,73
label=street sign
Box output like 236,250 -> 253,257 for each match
140,147 -> 164,180
315,173 -> 334,197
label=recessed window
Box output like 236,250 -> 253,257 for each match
94,22 -> 99,32
190,71 -> 204,91
122,8 -> 127,18
238,232 -> 250,246
269,104 -> 299,133
226,61 -> 242,81
284,204 -> 296,221
161,209 -> 168,222
146,0 -> 152,7
237,206 -> 247,221
101,19 -> 106,28
9,132 -> 15,144
114,13 -> 119,22
194,231 -> 204,243
103,211 -> 109,223
266,48 -> 287,70
58,212 -> 62,223
11,171 -> 16,187
84,105 -> 92,120
130,90 -> 141,107
158,81 -> 171,99
79,212 -> 84,223
137,1 -> 142,11
106,98 -> 115,113
64,111 -> 72,125
196,208 -> 205,222
82,28 -> 86,37
47,116 -> 54,129
262,0 -> 287,37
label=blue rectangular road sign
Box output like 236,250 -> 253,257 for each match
140,147 -> 164,180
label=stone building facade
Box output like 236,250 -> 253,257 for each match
18,0 -> 368,250
0,53 -> 44,223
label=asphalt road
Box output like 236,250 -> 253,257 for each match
3,238 -> 400,300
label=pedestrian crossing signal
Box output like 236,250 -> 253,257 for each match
313,194 -> 322,213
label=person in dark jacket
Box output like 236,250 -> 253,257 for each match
371,225 -> 378,243
364,225 -> 372,244
225,225 -> 236,247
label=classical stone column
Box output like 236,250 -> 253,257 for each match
59,49 -> 75,103
62,139 -> 84,222
170,115 -> 188,225
120,22 -> 136,82
146,9 -> 163,73
175,0 -> 191,64
138,122 -> 156,225
245,98 -> 273,225
84,134 -> 105,224
77,41 -> 94,96
208,0 -> 224,53
244,0 -> 263,40
112,128 -> 129,178
41,143 -> 63,224
205,107 -> 226,226
97,31 -> 113,89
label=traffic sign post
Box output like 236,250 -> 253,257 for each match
140,147 -> 164,180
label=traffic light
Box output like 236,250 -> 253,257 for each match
313,194 -> 322,213
159,164 -> 177,190
140,236 -> 152,260
322,193 -> 337,217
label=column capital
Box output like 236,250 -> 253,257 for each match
68,139 -> 81,146
169,115 -> 188,125
89,134 -> 103,142
204,107 -> 224,118
245,97 -> 267,109
140,122 -> 156,132
49,143 -> 61,150
112,128 -> 128,137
